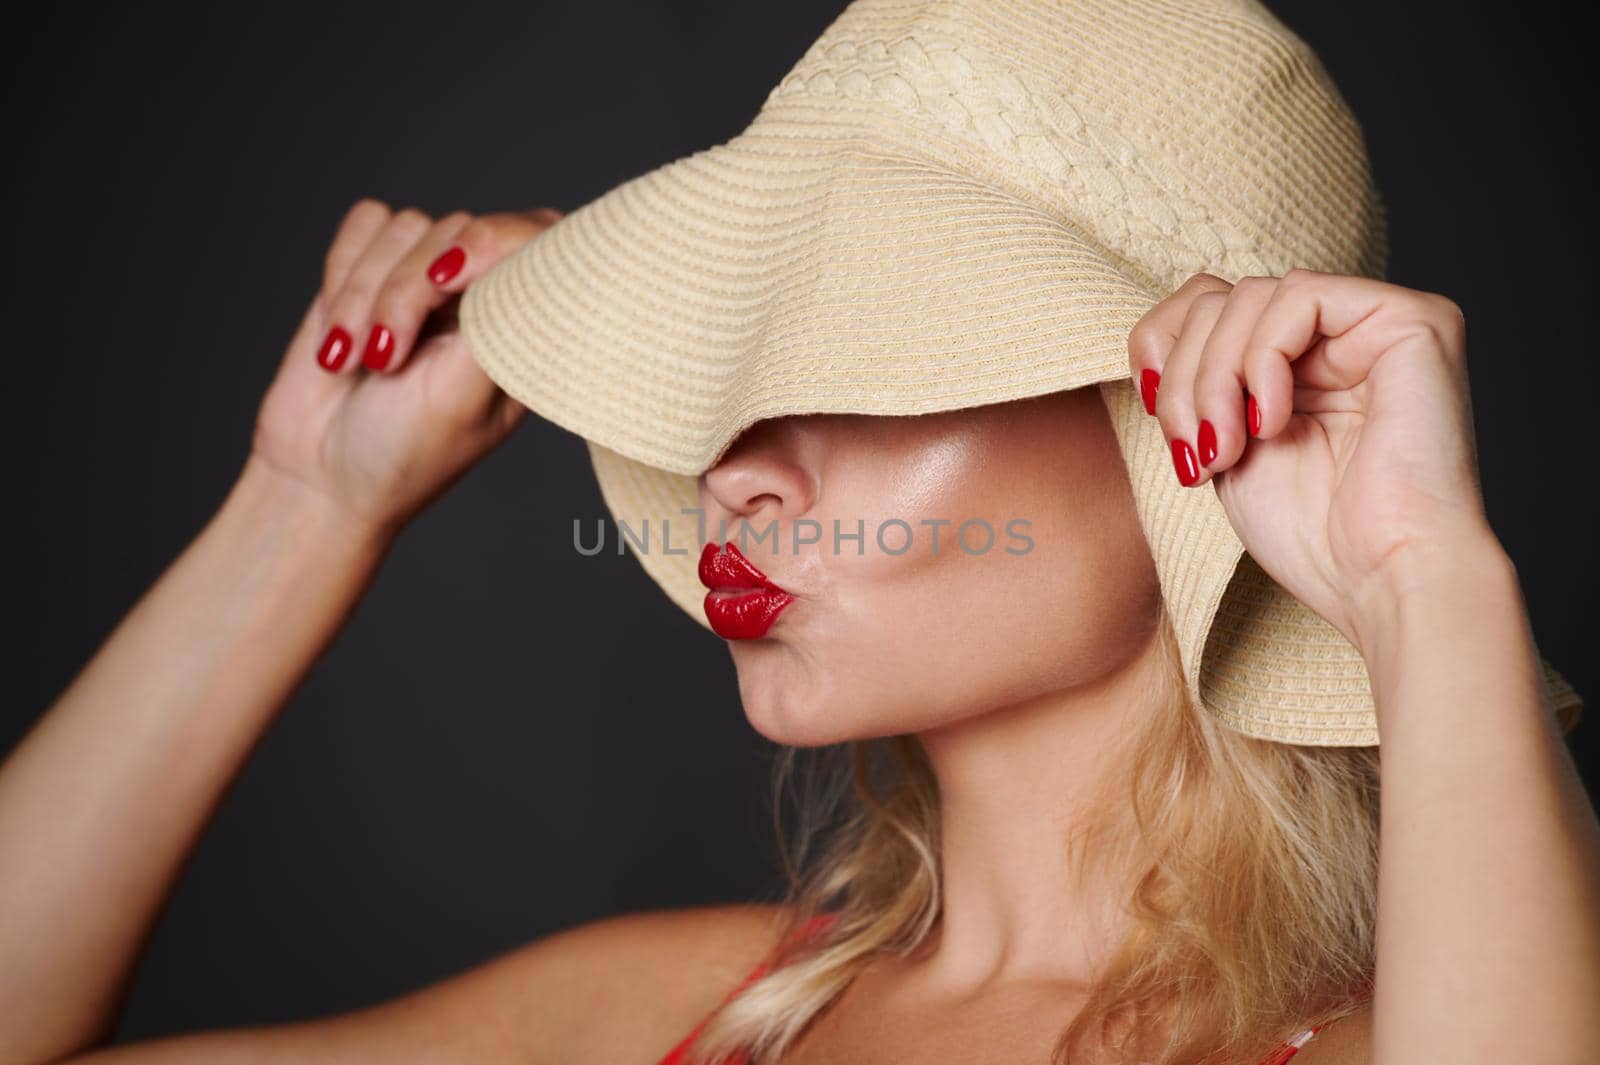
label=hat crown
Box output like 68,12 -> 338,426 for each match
458,0 -> 1584,742
753,0 -> 1387,291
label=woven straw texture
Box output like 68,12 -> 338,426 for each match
460,0 -> 1582,745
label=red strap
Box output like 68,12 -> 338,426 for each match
654,913 -> 838,1065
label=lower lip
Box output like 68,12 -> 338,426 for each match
703,588 -> 795,640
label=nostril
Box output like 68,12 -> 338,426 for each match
743,493 -> 784,513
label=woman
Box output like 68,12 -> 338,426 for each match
2,1 -> 1596,1064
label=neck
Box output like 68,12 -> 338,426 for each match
909,620 -> 1172,994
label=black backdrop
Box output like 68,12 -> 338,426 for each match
4,0 -> 1595,1043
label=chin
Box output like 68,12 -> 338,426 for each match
732,644 -> 860,747
737,678 -> 840,748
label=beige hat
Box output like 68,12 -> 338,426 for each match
459,0 -> 1582,745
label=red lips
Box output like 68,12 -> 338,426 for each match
698,542 -> 795,640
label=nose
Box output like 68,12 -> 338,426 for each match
700,418 -> 817,531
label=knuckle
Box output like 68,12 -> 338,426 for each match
375,272 -> 427,322
438,208 -> 475,231
1187,290 -> 1228,320
1232,274 -> 1276,297
1422,320 -> 1464,362
347,197 -> 391,226
1183,271 -> 1230,292
366,286 -> 404,328
454,216 -> 493,251
390,206 -> 433,236
1282,266 -> 1319,283
1402,293 -> 1466,356
331,277 -> 375,313
1193,355 -> 1231,390
1126,319 -> 1169,365
1427,292 -> 1466,330
458,215 -> 523,258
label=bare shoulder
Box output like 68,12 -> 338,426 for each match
62,902 -> 793,1065
490,901 -> 798,1062
1296,1003 -> 1372,1065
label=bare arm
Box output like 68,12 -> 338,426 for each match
1127,270 -> 1598,1064
1355,534 -> 1600,1063
0,199 -> 562,1065
53,903 -> 791,1065
0,459 -> 391,1064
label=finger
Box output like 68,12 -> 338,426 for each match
358,210 -> 474,374
366,208 -> 565,378
1188,275 -> 1280,483
422,207 -> 565,297
305,199 -> 394,373
1239,270 -> 1448,440
268,199 -> 392,376
1127,272 -> 1233,416
1154,289 -> 1228,488
1238,326 -> 1301,442
320,207 -> 436,377
324,198 -> 394,296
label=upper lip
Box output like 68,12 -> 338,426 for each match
698,541 -> 792,594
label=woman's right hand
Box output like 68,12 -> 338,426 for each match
3,199 -> 570,1065
248,199 -> 563,537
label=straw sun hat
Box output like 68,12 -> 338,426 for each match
459,0 -> 1582,745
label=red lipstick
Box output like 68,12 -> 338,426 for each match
698,541 -> 795,640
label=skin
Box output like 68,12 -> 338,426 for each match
0,200 -> 1595,1065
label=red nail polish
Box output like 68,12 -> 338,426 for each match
1140,368 -> 1160,416
1246,393 -> 1261,437
1197,419 -> 1217,466
1170,437 -> 1199,486
316,326 -> 352,371
427,246 -> 465,286
362,324 -> 395,371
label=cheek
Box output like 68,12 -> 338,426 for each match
780,487 -> 1156,740
828,518 -> 1157,729
724,399 -> 1161,743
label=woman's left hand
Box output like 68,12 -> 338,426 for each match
1127,268 -> 1502,656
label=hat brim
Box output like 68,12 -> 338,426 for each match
460,124 -> 1583,747
461,124 -> 1159,475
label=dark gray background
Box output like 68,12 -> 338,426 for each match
4,0 -> 1594,1043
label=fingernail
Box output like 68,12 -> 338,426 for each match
1246,393 -> 1261,437
1197,419 -> 1217,466
316,326 -> 353,371
1140,368 -> 1161,416
362,324 -> 395,371
1170,437 -> 1199,486
427,246 -> 465,286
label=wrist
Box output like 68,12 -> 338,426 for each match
224,454 -> 398,564
1349,528 -> 1519,667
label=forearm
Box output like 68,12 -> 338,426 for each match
0,456 -> 393,1065
1357,537 -> 1600,1063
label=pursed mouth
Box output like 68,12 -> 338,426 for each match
697,541 -> 793,595
698,542 -> 796,639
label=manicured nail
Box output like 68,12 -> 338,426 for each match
427,246 -> 465,286
1170,437 -> 1199,486
1246,393 -> 1261,437
1140,368 -> 1161,416
316,326 -> 353,371
362,323 -> 395,371
1197,419 -> 1217,466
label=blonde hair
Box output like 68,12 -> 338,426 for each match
684,604 -> 1379,1065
